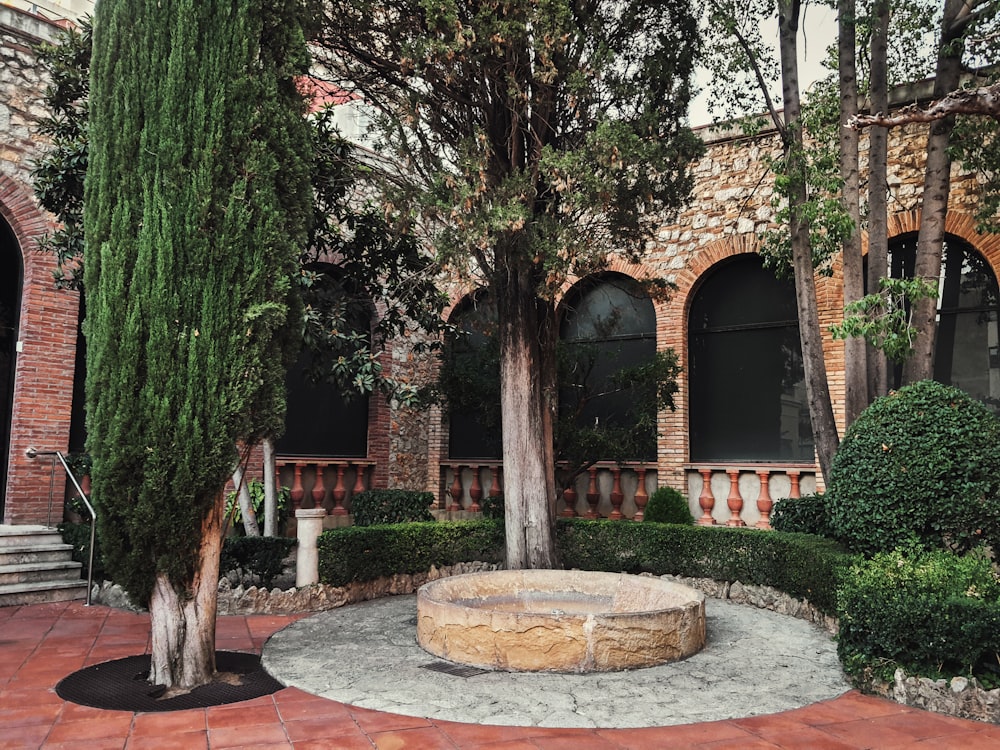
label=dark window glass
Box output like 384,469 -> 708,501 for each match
446,293 -> 502,460
559,274 -> 657,462
276,269 -> 369,457
1,217 -> 22,511
688,256 -> 813,462
884,234 -> 1000,413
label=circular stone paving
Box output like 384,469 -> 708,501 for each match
262,594 -> 850,729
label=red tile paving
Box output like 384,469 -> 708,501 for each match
2,601 -> 1000,749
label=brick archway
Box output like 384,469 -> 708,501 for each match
0,175 -> 81,525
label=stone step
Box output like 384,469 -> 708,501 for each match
0,560 -> 83,586
0,543 -> 76,566
0,580 -> 88,607
0,526 -> 65,548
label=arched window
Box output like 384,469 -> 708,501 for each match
885,234 -> 1000,412
1,216 -> 23,511
559,273 -> 658,462
276,267 -> 369,457
442,292 -> 502,461
688,255 -> 813,462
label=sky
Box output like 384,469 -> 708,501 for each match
689,4 -> 839,127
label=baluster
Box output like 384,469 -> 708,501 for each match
352,463 -> 367,495
725,469 -> 746,527
289,463 -> 305,512
697,468 -> 716,525
488,465 -> 501,498
331,464 -> 347,516
755,470 -> 773,529
561,478 -> 578,517
585,467 -> 600,519
449,464 -> 463,511
788,470 -> 801,499
609,467 -> 624,520
311,464 -> 327,512
468,464 -> 483,512
633,468 -> 648,522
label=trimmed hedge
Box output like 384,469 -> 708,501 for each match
557,519 -> 853,614
350,489 -> 435,526
317,519 -> 505,586
770,493 -> 832,537
316,517 -> 853,614
837,549 -> 1000,684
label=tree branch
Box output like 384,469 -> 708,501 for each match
849,81 -> 1000,129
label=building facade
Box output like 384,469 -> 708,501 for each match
2,2 -> 997,529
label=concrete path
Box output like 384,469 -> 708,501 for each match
263,594 -> 850,728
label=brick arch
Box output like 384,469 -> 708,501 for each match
0,175 -> 51,254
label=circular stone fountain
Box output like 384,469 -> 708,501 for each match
416,569 -> 706,672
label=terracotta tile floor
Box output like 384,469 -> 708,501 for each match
2,601 -> 1000,749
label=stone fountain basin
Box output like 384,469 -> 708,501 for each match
416,569 -> 706,672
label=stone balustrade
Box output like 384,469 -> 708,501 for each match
685,464 -> 818,529
277,457 -> 375,517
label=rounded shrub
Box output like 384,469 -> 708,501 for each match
770,493 -> 831,537
826,380 -> 1000,556
643,486 -> 694,524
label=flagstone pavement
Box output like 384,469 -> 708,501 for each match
3,600 -> 1000,749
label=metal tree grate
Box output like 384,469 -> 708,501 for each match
419,660 -> 489,678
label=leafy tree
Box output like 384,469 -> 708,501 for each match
84,0 -> 312,690
313,0 -> 702,568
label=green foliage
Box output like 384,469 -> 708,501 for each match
830,277 -> 939,363
770,494 -> 832,537
317,520 -> 505,586
225,480 -> 291,536
556,519 -> 853,614
219,536 -> 296,589
350,489 -> 435,526
480,494 -> 504,520
32,17 -> 91,289
643,487 -> 694,525
83,0 -> 313,605
836,548 -> 1000,685
57,521 -> 106,582
826,381 -> 1000,557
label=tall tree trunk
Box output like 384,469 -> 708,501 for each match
866,0 -> 890,400
262,437 -> 278,537
148,493 -> 224,690
840,0 -> 867,422
496,255 -> 557,570
902,0 -> 967,384
232,462 -> 260,537
778,0 -> 840,484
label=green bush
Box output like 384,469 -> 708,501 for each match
836,548 -> 1000,684
770,493 -> 832,537
826,380 -> 1000,556
317,519 -> 504,586
220,535 -> 296,589
556,518 -> 854,614
643,486 -> 694,524
58,521 -> 106,582
350,489 -> 435,526
480,493 -> 504,520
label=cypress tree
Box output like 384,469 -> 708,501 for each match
84,0 -> 311,688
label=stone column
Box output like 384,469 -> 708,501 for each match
295,508 -> 327,587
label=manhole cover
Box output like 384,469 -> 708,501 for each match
419,661 -> 489,678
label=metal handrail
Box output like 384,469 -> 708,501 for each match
25,447 -> 95,606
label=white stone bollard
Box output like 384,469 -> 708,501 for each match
295,508 -> 327,587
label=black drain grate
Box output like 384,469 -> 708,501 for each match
56,651 -> 283,712
419,660 -> 489,678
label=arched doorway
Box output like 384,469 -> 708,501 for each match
687,255 -> 813,462
0,216 -> 23,516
